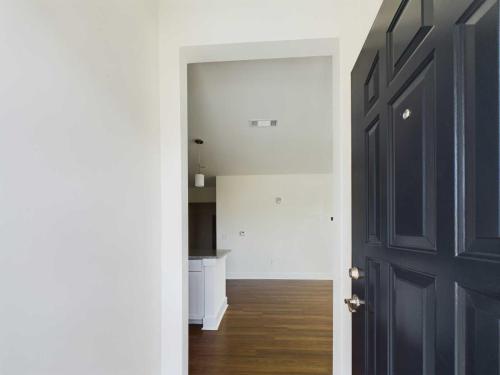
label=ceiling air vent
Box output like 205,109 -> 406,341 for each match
249,119 -> 278,128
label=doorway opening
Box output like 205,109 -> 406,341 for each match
165,38 -> 351,375
186,54 -> 334,374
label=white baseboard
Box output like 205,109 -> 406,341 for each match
202,297 -> 228,331
226,273 -> 333,280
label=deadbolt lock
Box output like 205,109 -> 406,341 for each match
344,294 -> 365,313
348,267 -> 365,280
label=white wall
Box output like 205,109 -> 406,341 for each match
217,175 -> 333,280
0,1 -> 382,374
159,2 -> 338,374
0,1 -> 160,375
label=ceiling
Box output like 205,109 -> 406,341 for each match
188,56 -> 333,186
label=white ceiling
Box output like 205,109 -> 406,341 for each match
188,56 -> 333,186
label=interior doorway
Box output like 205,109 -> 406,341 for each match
185,51 -> 336,374
168,38 -> 349,374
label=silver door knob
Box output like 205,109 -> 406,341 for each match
344,294 -> 365,313
349,267 -> 364,280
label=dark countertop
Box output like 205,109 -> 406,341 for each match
189,249 -> 231,260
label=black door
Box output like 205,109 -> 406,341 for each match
351,0 -> 500,374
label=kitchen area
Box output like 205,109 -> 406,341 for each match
188,177 -> 230,331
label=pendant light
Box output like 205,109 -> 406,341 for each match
194,139 -> 205,188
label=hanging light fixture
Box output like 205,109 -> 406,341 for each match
194,139 -> 205,188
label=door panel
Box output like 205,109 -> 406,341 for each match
366,118 -> 382,245
390,266 -> 436,375
387,0 -> 434,79
388,57 -> 436,251
457,0 -> 500,260
456,286 -> 500,375
365,53 -> 381,115
365,259 -> 387,375
351,0 -> 500,374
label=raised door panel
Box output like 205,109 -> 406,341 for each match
387,0 -> 434,79
388,57 -> 437,252
456,0 -> 500,261
365,259 -> 386,375
366,118 -> 382,245
365,53 -> 380,115
456,286 -> 500,375
390,266 -> 436,375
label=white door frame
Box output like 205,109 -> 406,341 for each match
161,38 -> 352,375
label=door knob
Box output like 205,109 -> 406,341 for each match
349,267 -> 364,280
344,294 -> 365,313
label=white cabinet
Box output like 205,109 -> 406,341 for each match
188,251 -> 230,330
188,268 -> 204,323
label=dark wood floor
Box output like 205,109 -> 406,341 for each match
189,280 -> 333,375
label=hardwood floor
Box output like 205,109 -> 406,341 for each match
189,280 -> 333,375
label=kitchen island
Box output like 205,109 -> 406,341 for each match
188,250 -> 230,330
